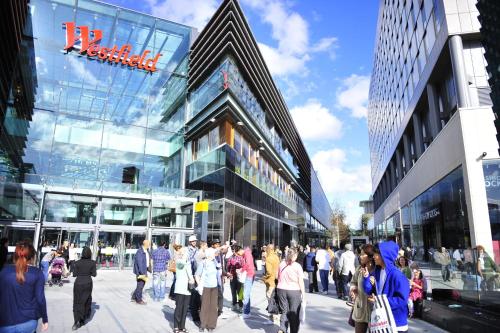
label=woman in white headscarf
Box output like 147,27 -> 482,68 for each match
173,247 -> 194,333
195,248 -> 219,332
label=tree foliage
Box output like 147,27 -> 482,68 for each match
330,201 -> 351,246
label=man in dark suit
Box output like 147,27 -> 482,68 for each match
131,240 -> 150,305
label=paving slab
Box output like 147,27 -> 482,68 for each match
37,270 -> 448,333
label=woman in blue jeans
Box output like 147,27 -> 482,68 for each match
240,247 -> 255,319
0,240 -> 49,333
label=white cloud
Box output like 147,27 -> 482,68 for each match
290,100 -> 343,141
312,148 -> 372,198
258,43 -> 309,77
243,0 -> 338,77
145,0 -> 219,30
311,37 -> 338,52
337,74 -> 370,118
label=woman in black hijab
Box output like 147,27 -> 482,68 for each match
72,246 -> 96,330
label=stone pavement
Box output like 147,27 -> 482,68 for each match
39,270 -> 448,333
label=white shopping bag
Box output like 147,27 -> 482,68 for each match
256,259 -> 263,271
369,294 -> 397,333
300,300 -> 306,323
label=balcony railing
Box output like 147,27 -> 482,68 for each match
186,144 -> 305,213
188,57 -> 300,178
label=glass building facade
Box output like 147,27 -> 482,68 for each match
0,0 -> 333,266
0,0 -> 198,268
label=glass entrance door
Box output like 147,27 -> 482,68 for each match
96,231 -> 122,269
40,228 -> 62,258
123,232 -> 146,268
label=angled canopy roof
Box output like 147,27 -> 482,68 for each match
188,0 -> 312,197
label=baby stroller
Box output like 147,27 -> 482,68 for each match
48,257 -> 66,287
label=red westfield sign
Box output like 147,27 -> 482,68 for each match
63,22 -> 162,73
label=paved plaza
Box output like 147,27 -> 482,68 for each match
39,270 -> 447,333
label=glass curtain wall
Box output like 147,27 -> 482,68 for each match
223,201 -> 285,249
1,0 -> 191,191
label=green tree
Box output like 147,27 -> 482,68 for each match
330,201 -> 350,247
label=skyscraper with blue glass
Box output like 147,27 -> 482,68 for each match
0,0 -> 332,266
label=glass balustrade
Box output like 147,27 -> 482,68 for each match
189,57 -> 300,178
186,144 -> 305,213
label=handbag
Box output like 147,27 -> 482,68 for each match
299,300 -> 306,323
348,307 -> 355,327
168,259 -> 176,273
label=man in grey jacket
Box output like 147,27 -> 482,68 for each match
338,243 -> 356,301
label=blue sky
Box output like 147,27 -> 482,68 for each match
105,0 -> 380,226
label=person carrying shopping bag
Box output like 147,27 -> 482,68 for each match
363,241 -> 410,333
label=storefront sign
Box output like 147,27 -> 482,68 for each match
420,207 -> 440,222
62,22 -> 162,73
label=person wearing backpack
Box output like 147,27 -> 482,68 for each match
363,241 -> 410,332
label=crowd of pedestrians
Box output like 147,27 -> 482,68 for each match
1,234 -> 498,333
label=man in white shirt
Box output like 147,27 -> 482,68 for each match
338,243 -> 356,301
316,245 -> 331,294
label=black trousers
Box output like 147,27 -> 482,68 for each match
73,282 -> 92,323
308,271 -> 318,292
132,279 -> 145,302
229,278 -> 242,306
277,289 -> 302,333
217,285 -> 224,315
190,289 -> 201,322
174,294 -> 191,330
169,273 -> 176,299
334,271 -> 343,297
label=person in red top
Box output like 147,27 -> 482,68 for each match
408,269 -> 424,318
226,246 -> 244,311
240,247 -> 255,319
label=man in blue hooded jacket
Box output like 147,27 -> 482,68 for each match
363,241 -> 409,332
303,245 -> 319,293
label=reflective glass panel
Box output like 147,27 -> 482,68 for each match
43,193 -> 98,224
101,198 -> 148,226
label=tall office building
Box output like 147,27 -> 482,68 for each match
0,0 -> 331,267
367,0 -> 499,329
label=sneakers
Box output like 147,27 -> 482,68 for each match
322,291 -> 328,295
241,313 -> 251,319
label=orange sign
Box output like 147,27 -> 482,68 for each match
63,22 -> 162,73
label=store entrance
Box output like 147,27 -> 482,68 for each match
96,231 -> 123,270
40,228 -> 95,260
96,231 -> 146,269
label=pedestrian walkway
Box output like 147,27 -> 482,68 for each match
40,270 -> 447,333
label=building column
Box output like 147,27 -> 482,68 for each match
449,35 -> 471,108
395,148 -> 404,181
402,134 -> 412,173
412,113 -> 424,158
426,83 -> 442,139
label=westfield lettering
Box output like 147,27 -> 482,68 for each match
63,22 -> 161,73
